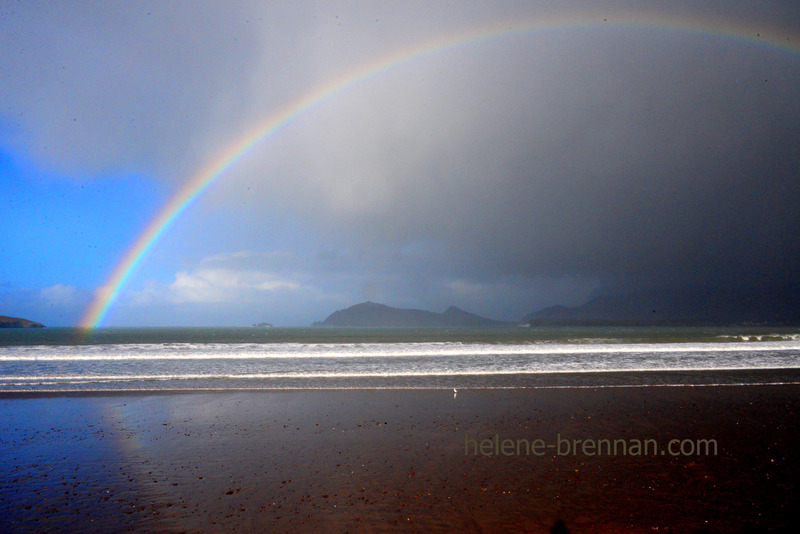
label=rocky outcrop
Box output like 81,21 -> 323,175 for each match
0,315 -> 46,328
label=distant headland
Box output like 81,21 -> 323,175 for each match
523,289 -> 800,326
0,315 -> 46,328
314,302 -> 511,328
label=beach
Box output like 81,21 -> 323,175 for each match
1,384 -> 798,533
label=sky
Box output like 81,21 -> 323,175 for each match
1,1 -> 799,327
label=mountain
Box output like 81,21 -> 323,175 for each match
315,302 -> 510,327
0,315 -> 46,328
524,288 -> 800,326
523,299 -> 663,326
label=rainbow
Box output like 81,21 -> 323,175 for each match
79,11 -> 799,328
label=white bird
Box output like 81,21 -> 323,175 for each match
453,388 -> 458,398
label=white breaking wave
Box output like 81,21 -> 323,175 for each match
2,337 -> 799,391
716,334 -> 800,342
2,339 -> 800,361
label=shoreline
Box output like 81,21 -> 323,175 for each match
2,384 -> 798,532
3,377 -> 800,399
4,367 -> 800,397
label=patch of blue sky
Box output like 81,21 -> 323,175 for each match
0,146 -> 165,290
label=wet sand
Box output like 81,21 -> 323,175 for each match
1,385 -> 798,533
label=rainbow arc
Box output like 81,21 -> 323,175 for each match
79,12 -> 799,328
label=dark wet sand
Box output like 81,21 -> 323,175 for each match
1,385 -> 798,533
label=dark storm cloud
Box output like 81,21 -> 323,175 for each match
260,23 -> 800,318
269,23 -> 800,317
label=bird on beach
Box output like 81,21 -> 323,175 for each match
453,388 -> 458,398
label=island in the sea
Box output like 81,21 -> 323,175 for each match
315,301 -> 511,328
0,315 -> 46,328
252,322 -> 273,327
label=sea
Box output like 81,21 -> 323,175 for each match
1,326 -> 800,392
